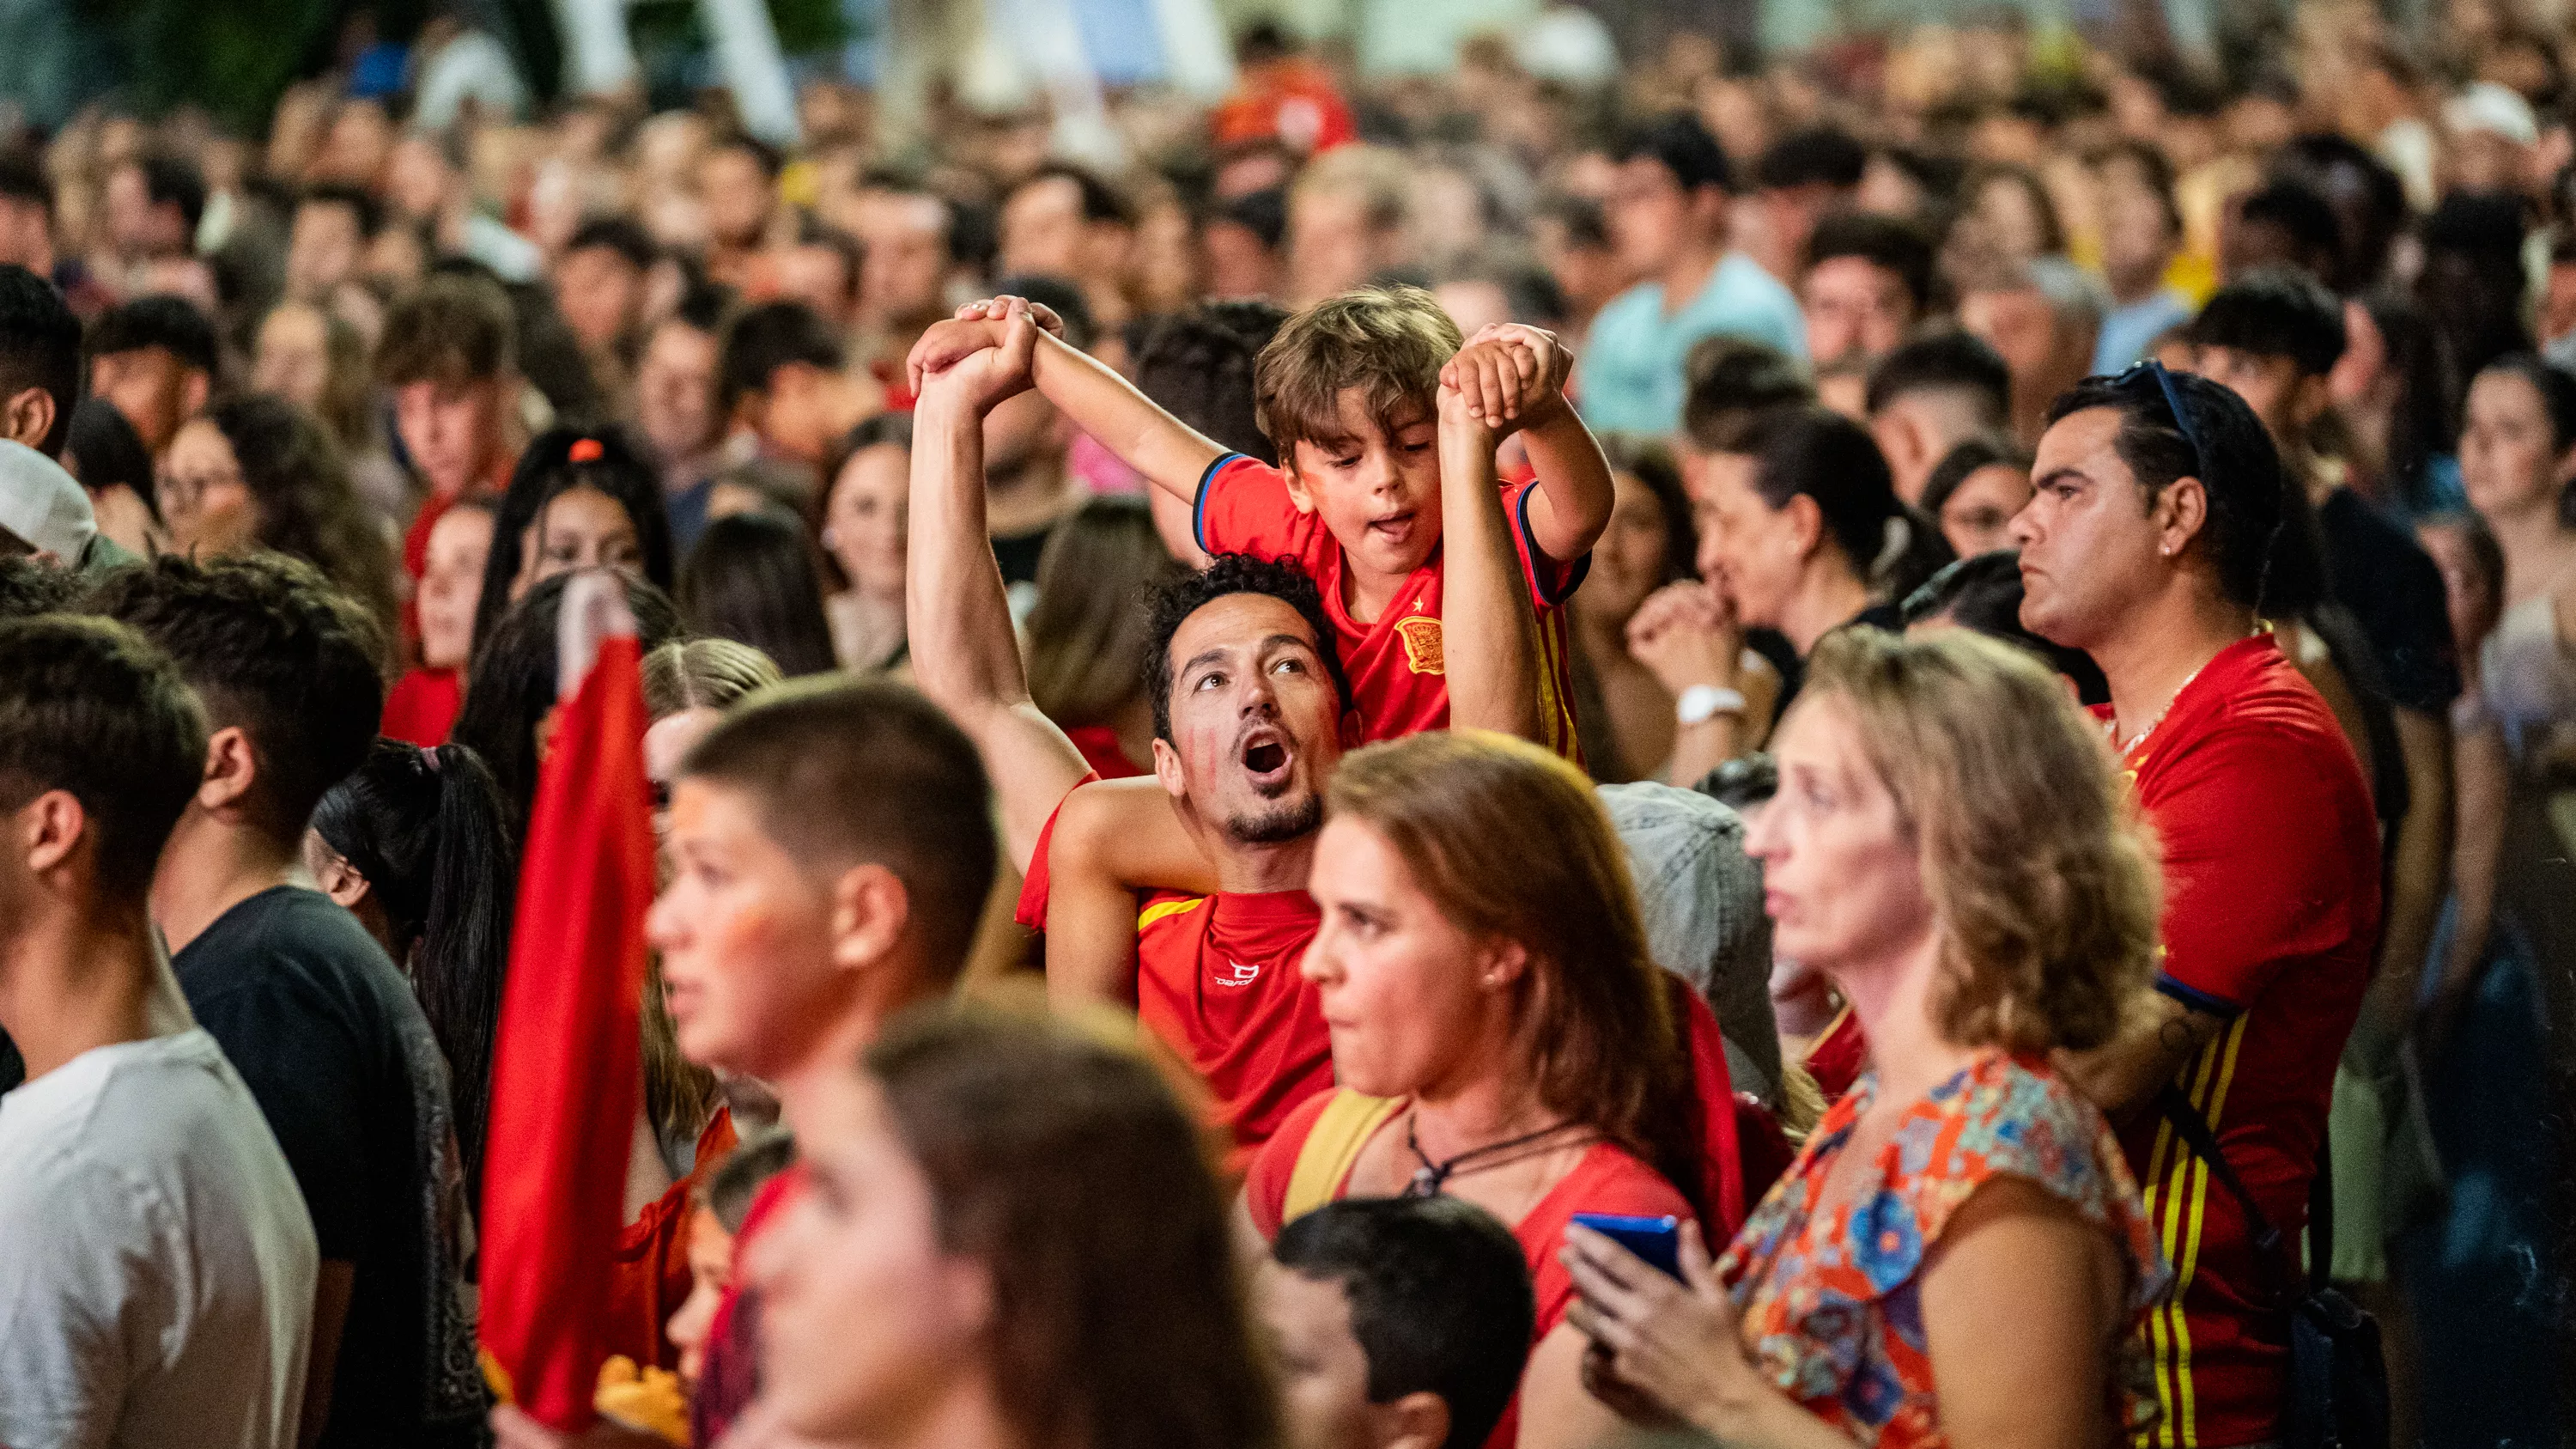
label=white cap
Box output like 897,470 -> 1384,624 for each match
0,441 -> 96,563
2446,82 -> 2540,147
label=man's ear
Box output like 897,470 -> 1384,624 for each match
1151,736 -> 1189,803
197,726 -> 260,814
181,368 -> 210,421
2157,475 -> 2211,559
0,386 -> 53,452
829,860 -> 912,971
17,789 -> 88,880
1367,1391 -> 1452,1449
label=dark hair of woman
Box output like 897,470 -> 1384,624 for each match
1747,405 -> 1953,603
65,397 -> 156,517
811,411 -> 914,594
1025,496 -> 1188,730
1917,435 -> 2023,523
2355,295 -> 2460,513
203,393 -> 402,640
2475,351 -> 2576,524
311,738 -> 519,1193
453,569 -> 685,833
677,511 -> 838,678
473,425 -> 677,653
866,1002 -> 1280,1449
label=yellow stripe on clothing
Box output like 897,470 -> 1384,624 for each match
1534,613 -> 1571,758
2135,1014 -> 2251,1449
1137,896 -> 1207,932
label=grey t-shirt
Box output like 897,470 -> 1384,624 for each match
0,1029 -> 318,1449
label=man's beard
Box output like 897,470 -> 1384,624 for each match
1225,793 -> 1323,846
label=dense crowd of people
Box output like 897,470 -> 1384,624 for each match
1,3 -> 2573,1447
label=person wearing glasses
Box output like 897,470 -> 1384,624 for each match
2014,363 -> 2383,1449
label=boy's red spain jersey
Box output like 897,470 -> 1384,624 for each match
1193,453 -> 1588,758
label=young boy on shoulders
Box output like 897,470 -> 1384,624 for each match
912,283 -> 1613,752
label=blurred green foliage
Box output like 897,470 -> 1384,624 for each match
82,0 -> 343,132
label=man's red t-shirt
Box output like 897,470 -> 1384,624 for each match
2104,634 -> 2380,1449
1246,1089 -> 1693,1449
1018,798 -> 1334,1164
1192,454 -> 1588,759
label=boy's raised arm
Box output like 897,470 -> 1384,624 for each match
906,303 -> 1092,874
909,300 -> 1228,508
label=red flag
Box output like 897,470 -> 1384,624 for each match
477,575 -> 653,1428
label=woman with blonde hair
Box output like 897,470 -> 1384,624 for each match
1564,628 -> 2168,1449
1243,730 -> 1745,1449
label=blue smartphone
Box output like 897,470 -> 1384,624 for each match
1570,1212 -> 1683,1281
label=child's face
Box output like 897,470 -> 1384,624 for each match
665,1206 -> 736,1388
1283,389 -> 1443,585
1258,1263 -> 1392,1449
645,777 -> 841,1081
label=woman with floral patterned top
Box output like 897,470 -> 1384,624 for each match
1563,628 -> 2172,1448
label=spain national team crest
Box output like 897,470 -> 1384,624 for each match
1395,615 -> 1444,675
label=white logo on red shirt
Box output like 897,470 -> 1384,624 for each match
1215,959 -> 1263,987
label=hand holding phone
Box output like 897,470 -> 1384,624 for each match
1568,1212 -> 1683,1281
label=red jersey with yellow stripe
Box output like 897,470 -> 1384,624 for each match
1017,798 -> 1334,1165
1192,453 -> 1588,758
2103,636 -> 2379,1449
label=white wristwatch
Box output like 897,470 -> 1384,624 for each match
1675,684 -> 1747,726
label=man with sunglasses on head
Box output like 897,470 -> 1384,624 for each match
2016,363 -> 2381,1449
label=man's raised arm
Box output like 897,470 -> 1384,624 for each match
1435,354 -> 1545,743
906,301 -> 1091,874
909,300 -> 1227,508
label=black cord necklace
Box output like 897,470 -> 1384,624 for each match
1403,1111 -> 1595,1198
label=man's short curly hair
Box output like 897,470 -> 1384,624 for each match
1796,626 -> 2160,1054
1142,553 -> 1351,743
